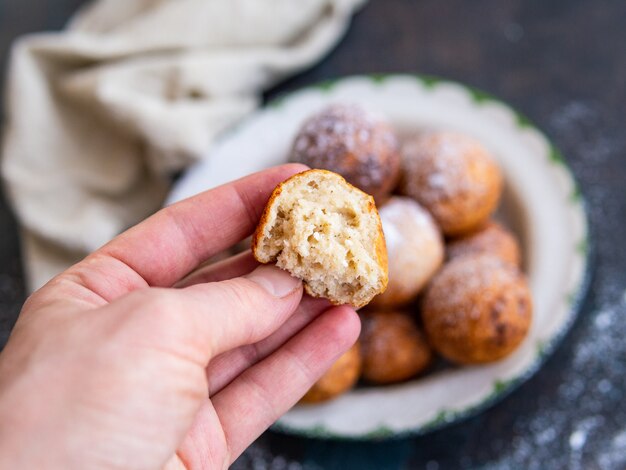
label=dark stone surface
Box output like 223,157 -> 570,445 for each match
1,1 -> 625,468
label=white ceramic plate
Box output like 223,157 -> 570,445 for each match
166,75 -> 590,439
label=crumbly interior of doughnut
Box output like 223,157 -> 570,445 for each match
255,172 -> 384,306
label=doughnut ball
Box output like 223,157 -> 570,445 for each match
291,104 -> 401,203
400,131 -> 503,236
371,197 -> 444,308
422,255 -> 532,364
253,169 -> 388,308
301,342 -> 362,403
360,310 -> 432,384
447,221 -> 521,268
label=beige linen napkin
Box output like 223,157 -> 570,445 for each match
1,0 -> 365,292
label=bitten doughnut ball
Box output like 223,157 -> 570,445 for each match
371,197 -> 444,308
400,131 -> 503,236
252,169 -> 388,308
291,104 -> 401,203
360,310 -> 432,384
422,255 -> 532,364
301,342 -> 362,403
447,221 -> 521,268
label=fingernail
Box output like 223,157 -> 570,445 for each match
246,265 -> 302,298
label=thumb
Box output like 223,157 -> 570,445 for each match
114,265 -> 304,363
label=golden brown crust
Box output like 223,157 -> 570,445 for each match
371,199 -> 389,299
399,131 -> 503,236
300,342 -> 362,403
422,255 -> 532,364
360,310 -> 432,384
252,169 -> 388,308
446,221 -> 521,267
251,180 -> 283,262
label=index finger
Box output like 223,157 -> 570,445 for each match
104,163 -> 306,285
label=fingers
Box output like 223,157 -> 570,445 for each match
212,306 -> 361,463
177,253 -> 334,395
114,265 -> 304,364
51,164 -> 307,304
206,295 -> 332,395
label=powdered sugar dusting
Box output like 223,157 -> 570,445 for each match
402,131 -> 493,202
428,173 -> 447,189
447,221 -> 521,267
232,442 -> 312,470
425,255 -> 527,324
380,216 -> 402,251
290,103 -> 399,193
379,196 -> 438,252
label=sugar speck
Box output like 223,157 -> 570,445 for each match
594,309 -> 613,329
597,379 -> 613,394
570,429 -> 587,451
535,427 -> 557,445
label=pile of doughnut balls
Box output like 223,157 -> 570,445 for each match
291,104 -> 533,404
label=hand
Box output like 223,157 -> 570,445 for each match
0,164 -> 360,469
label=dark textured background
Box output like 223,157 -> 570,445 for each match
1,1 -> 625,469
